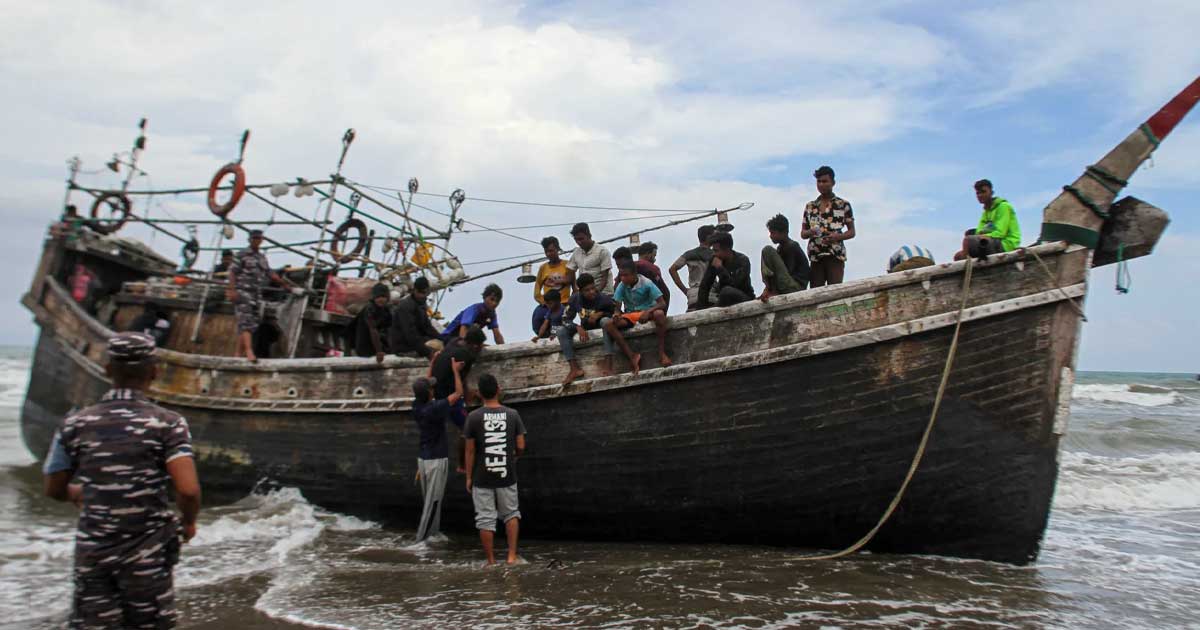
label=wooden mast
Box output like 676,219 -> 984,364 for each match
1040,75 -> 1200,248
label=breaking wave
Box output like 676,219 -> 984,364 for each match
1072,383 -> 1184,408
1055,451 -> 1200,511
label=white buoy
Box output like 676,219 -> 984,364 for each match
270,182 -> 290,197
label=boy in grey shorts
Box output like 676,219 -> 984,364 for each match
464,373 -> 527,565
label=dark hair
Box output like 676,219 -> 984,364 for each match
465,326 -> 487,346
637,241 -> 657,256
974,179 -> 993,190
477,373 -> 499,399
708,230 -> 733,250
412,377 -> 432,405
612,246 -> 632,260
570,222 -> 591,237
482,283 -> 503,300
766,213 -> 789,234
413,276 -> 430,291
107,360 -> 156,387
541,236 -> 560,250
617,260 -> 637,275
544,288 -> 561,303
576,272 -> 595,288
221,249 -> 234,257
813,165 -> 836,180
698,224 -> 717,243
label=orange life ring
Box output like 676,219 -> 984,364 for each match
88,191 -> 132,234
330,218 -> 368,263
207,163 -> 246,217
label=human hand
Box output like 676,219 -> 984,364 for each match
578,329 -> 590,342
68,483 -> 83,509
451,358 -> 465,372
182,522 -> 197,543
711,257 -> 723,269
225,288 -> 237,302
465,477 -> 473,493
638,310 -> 652,324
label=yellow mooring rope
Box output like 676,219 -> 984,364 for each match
795,258 -> 974,561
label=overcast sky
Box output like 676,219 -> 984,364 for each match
1,1 -> 1197,371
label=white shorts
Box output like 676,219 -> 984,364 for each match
471,484 -> 520,531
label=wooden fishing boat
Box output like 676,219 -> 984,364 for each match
19,77 -> 1198,564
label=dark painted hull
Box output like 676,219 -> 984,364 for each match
23,299 -> 1064,564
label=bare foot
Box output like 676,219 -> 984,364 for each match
247,353 -> 258,364
629,353 -> 642,376
563,367 -> 585,385
506,554 -> 519,565
659,354 -> 673,368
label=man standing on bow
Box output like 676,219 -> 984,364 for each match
226,229 -> 294,362
43,332 -> 201,629
801,166 -> 856,288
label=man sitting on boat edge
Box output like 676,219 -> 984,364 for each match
605,261 -> 672,376
390,276 -> 444,359
352,282 -> 393,363
759,213 -> 809,302
697,230 -> 755,308
955,179 -> 1021,261
557,272 -> 618,385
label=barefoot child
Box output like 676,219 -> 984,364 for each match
604,261 -> 671,375
464,374 -> 526,566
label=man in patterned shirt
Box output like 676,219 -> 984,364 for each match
225,229 -> 294,362
800,165 -> 856,287
43,332 -> 201,629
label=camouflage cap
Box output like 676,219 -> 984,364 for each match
107,332 -> 157,364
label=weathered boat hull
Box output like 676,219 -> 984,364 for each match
22,244 -> 1086,564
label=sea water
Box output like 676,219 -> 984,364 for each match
1,347 -> 1197,629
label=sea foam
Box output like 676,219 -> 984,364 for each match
1072,383 -> 1183,408
1055,451 -> 1200,511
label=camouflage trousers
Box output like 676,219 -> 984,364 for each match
235,295 -> 261,333
71,534 -> 180,629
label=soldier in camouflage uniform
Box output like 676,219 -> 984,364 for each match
225,229 -> 293,362
43,332 -> 201,630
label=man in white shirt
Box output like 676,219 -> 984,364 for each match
565,222 -> 613,295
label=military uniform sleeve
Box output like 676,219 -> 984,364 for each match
163,414 -> 194,463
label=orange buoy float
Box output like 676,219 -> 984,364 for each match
207,163 -> 246,217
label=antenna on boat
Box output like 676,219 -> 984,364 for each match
305,128 -> 356,303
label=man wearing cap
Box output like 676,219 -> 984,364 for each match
43,332 -> 201,629
353,282 -> 393,363
212,249 -> 234,276
226,230 -> 294,362
412,355 -> 465,541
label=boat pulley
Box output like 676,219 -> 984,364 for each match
180,225 -> 200,270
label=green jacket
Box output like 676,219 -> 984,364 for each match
976,197 -> 1021,252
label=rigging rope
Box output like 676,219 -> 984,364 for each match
353,180 -> 711,214
794,258 -> 975,561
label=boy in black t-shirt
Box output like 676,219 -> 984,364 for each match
557,273 -> 617,385
464,374 -> 526,566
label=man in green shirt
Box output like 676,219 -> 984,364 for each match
955,179 -> 1021,260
